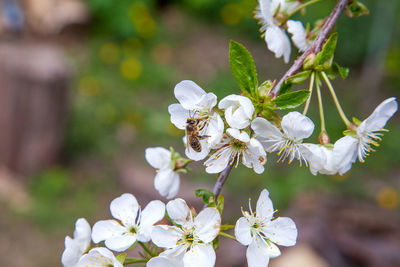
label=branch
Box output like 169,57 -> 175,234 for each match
270,0 -> 350,96
210,155 -> 236,205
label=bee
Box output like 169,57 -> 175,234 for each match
186,114 -> 209,153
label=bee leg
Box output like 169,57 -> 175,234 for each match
197,135 -> 210,140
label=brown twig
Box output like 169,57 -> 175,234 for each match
207,155 -> 236,207
270,0 -> 350,96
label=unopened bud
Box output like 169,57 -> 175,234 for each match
318,131 -> 331,145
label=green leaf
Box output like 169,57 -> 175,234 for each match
345,0 -> 369,18
285,70 -> 312,84
216,194 -> 224,214
272,90 -> 311,110
116,253 -> 127,264
195,189 -> 215,206
315,33 -> 338,70
335,63 -> 349,80
279,81 -> 292,95
229,40 -> 258,95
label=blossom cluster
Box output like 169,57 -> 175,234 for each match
62,190 -> 295,267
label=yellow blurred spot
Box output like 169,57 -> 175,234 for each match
78,76 -> 100,96
123,38 -> 142,56
167,122 -> 184,137
376,187 -> 398,210
151,43 -> 173,65
128,3 -> 156,39
221,3 -> 243,25
330,172 -> 349,182
99,42 -> 120,64
120,58 -> 142,80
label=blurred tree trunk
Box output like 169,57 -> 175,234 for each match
0,42 -> 69,177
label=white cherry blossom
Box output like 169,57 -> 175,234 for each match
251,112 -> 317,166
91,193 -> 165,252
255,0 -> 303,63
145,147 -> 180,199
204,128 -> 267,174
333,97 -> 398,175
168,80 -> 224,161
219,94 -> 255,129
62,218 -> 91,267
305,144 -> 339,175
77,247 -> 122,267
235,189 -> 297,267
287,20 -> 310,52
151,198 -> 221,267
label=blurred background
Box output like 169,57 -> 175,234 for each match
0,0 -> 399,266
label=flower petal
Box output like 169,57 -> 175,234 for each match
104,235 -> 137,252
151,225 -> 183,248
185,136 -> 210,161
145,147 -> 172,170
287,20 -> 309,52
246,238 -> 271,267
265,26 -> 291,63
168,103 -> 189,130
183,243 -> 216,267
137,200 -> 165,242
62,236 -> 80,267
91,220 -> 126,244
234,217 -> 252,246
219,95 -> 255,129
263,217 -> 297,246
333,135 -> 358,175
206,113 -> 224,147
242,138 -> 267,174
110,193 -> 139,227
256,189 -> 274,221
227,128 -> 250,143
281,111 -> 314,140
147,256 -> 184,267
166,198 -> 191,225
73,218 -> 91,251
174,80 -> 206,110
204,146 -> 232,174
78,247 -> 122,267
194,208 -> 221,243
358,97 -> 398,132
154,169 -> 180,199
252,117 -> 282,138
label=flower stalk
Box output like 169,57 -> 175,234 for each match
315,75 -> 326,133
302,72 -> 315,115
321,71 -> 351,127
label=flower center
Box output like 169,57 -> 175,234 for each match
129,226 -> 138,234
231,139 -> 245,151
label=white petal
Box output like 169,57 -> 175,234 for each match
234,217 -> 252,246
358,97 -> 398,132
246,238 -> 271,267
151,225 -> 183,248
166,198 -> 191,225
147,256 -> 184,267
333,135 -> 358,175
251,117 -> 283,139
73,218 -> 91,251
174,80 -> 207,110
219,95 -> 255,129
242,138 -> 267,174
104,235 -> 137,252
275,0 -> 300,13
263,217 -> 297,246
281,111 -> 314,140
194,208 -> 221,243
185,137 -> 210,161
78,247 -> 122,267
91,220 -> 126,244
110,193 -> 139,226
145,147 -> 172,169
62,236 -> 81,267
206,113 -> 224,147
204,146 -> 232,174
194,92 -> 218,111
168,103 -> 189,130
183,243 -> 216,267
137,200 -> 165,242
265,26 -> 291,63
287,20 -> 309,52
255,0 -> 274,28
154,169 -> 180,199
227,128 -> 250,143
301,144 -> 328,175
256,189 -> 274,221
